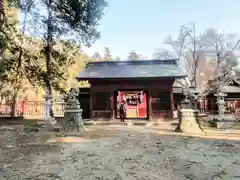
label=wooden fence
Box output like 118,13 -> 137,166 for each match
0,101 -> 65,118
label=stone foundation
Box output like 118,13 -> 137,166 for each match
179,109 -> 203,135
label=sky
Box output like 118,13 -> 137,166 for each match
83,0 -> 240,60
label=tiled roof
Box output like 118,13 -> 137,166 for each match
76,59 -> 187,80
222,85 -> 240,93
173,87 -> 200,94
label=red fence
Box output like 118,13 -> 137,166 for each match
197,100 -> 240,114
0,101 -> 65,118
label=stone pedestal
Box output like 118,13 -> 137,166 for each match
214,114 -> 236,129
179,109 -> 203,134
61,88 -> 87,132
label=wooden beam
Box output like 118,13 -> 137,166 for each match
148,89 -> 152,121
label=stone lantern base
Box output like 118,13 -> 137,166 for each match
176,108 -> 203,135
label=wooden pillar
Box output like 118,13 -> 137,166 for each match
170,86 -> 174,119
148,89 -> 152,121
204,97 -> 208,113
110,89 -> 114,120
210,98 -> 214,112
89,88 -> 93,119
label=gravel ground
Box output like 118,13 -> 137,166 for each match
1,125 -> 240,180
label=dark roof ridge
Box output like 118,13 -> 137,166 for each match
87,59 -> 179,67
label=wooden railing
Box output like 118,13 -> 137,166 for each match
0,101 -> 65,118
91,110 -> 112,119
0,102 -> 24,116
197,100 -> 240,114
1,101 -> 239,120
152,110 -> 172,120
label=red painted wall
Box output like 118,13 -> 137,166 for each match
118,91 -> 147,118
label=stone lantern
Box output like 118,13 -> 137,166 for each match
214,89 -> 227,117
181,87 -> 193,109
175,86 -> 203,134
62,88 -> 87,132
198,96 -> 204,113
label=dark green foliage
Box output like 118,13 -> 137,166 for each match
8,0 -> 20,7
13,0 -> 107,89
0,0 -> 107,106
12,0 -> 108,116
55,0 -> 107,45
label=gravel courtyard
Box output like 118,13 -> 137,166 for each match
1,125 -> 240,180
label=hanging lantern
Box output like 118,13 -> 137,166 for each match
140,91 -> 144,104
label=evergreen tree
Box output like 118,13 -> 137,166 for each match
32,0 -> 107,117
91,52 -> 102,61
1,0 -> 107,118
115,56 -> 121,61
103,47 -> 112,61
128,50 -> 140,60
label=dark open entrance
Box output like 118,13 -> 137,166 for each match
158,91 -> 171,110
114,89 -> 149,120
78,88 -> 90,119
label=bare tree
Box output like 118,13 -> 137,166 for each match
164,23 -> 205,87
152,49 -> 175,60
235,68 -> 240,77
201,28 -> 239,76
163,23 -> 240,89
162,24 -> 240,133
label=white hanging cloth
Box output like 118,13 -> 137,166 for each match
122,93 -> 126,102
139,91 -> 144,103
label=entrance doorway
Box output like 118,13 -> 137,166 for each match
78,93 -> 90,119
115,90 -> 148,120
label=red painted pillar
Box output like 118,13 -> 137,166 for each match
20,101 -> 25,116
204,97 -> 208,113
170,87 -> 174,119
148,89 -> 152,121
110,90 -> 114,120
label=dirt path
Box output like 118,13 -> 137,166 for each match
1,125 -> 240,180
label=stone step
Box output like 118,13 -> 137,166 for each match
203,127 -> 240,134
83,120 -> 177,127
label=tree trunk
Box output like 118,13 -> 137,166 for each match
174,111 -> 182,132
44,0 -> 54,118
10,91 -> 17,118
10,6 -> 28,118
44,39 -> 54,118
11,47 -> 23,118
45,79 -> 54,118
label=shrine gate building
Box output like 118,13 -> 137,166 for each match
76,59 -> 186,121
